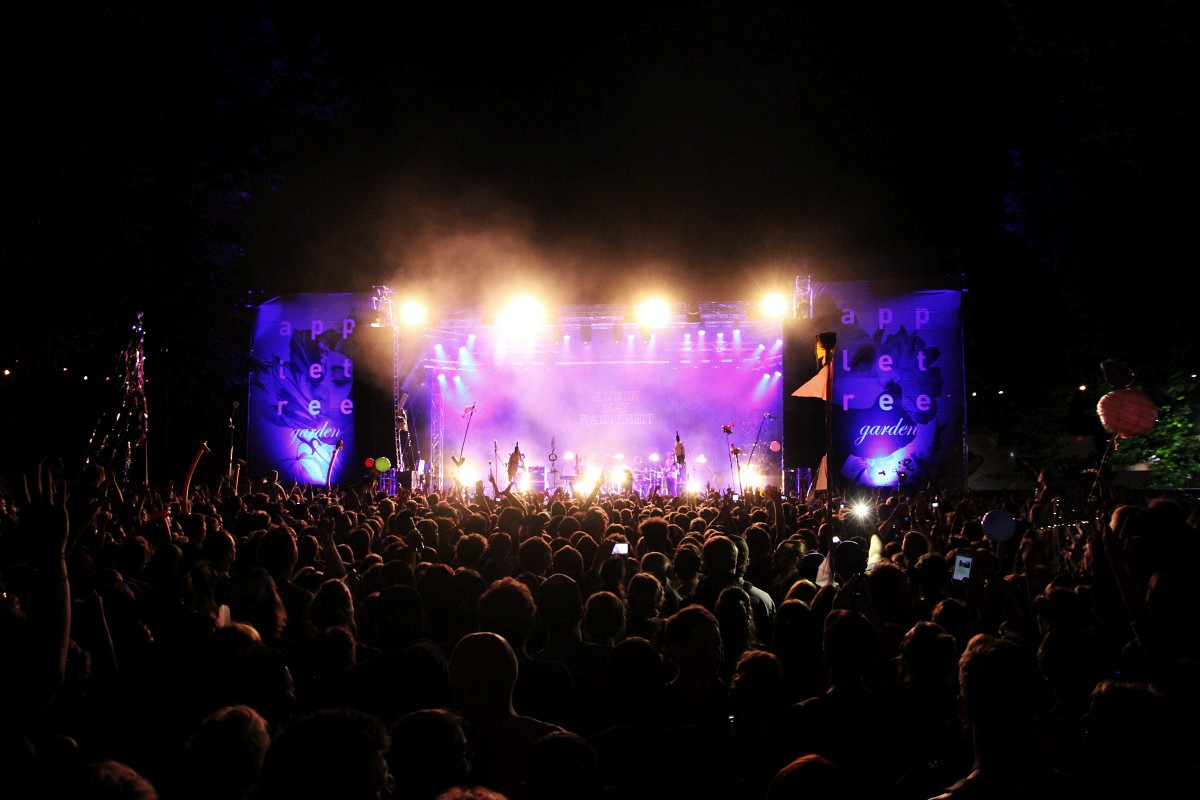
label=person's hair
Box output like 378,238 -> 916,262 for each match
715,584 -> 758,656
224,567 -> 288,640
61,759 -> 160,799
536,573 -> 583,629
766,753 -> 845,800
638,516 -> 671,553
517,536 -> 553,576
314,574 -> 357,624
388,708 -> 473,800
958,633 -> 1044,733
477,576 -> 537,649
673,543 -> 702,580
497,506 -> 523,534
663,603 -> 720,652
484,530 -> 513,558
259,707 -> 392,800
728,648 -> 784,716
821,609 -> 881,680
434,787 -> 508,800
897,620 -> 958,689
449,631 -> 519,712
550,544 -> 585,581
187,704 -> 272,797
453,533 -> 489,569
583,590 -> 627,643
701,535 -> 739,575
202,529 -> 237,570
626,572 -> 665,616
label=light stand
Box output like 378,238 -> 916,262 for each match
746,413 -> 771,489
815,332 -> 837,529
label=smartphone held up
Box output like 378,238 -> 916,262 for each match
952,553 -> 973,582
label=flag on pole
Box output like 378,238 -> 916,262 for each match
806,454 -> 828,502
462,404 -> 476,418
791,361 -> 831,401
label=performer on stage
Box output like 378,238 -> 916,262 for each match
507,442 -> 524,484
674,431 -> 686,487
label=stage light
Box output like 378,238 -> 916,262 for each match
498,296 -> 546,330
581,324 -> 592,345
399,300 -> 427,326
635,298 -> 671,328
759,292 -> 789,319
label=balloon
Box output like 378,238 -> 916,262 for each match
1097,388 -> 1157,437
374,456 -> 391,472
982,509 -> 1016,542
770,440 -> 781,452
364,458 -> 375,468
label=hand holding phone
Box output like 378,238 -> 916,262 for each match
953,553 -> 974,581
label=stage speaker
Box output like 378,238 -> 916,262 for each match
396,470 -> 419,490
353,378 -> 398,468
782,317 -> 826,470
348,324 -> 400,468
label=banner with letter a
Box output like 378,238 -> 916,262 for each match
247,293 -> 376,487
785,280 -> 965,491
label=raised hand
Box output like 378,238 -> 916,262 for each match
22,458 -> 70,560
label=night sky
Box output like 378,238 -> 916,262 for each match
2,2 -> 1195,478
251,2 -> 1010,306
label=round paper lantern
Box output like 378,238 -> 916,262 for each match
374,456 -> 391,473
1097,388 -> 1157,437
982,509 -> 1016,542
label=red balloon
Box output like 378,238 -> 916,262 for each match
1097,388 -> 1157,437
364,457 -> 375,468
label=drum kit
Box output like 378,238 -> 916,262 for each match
632,451 -> 684,496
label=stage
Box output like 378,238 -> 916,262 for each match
245,280 -> 966,497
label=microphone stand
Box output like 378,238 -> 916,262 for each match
746,414 -> 770,475
227,401 -> 240,484
327,439 -> 344,491
450,406 -> 476,484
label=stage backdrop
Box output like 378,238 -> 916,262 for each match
246,282 -> 964,494
783,281 -> 966,492
247,293 -> 390,488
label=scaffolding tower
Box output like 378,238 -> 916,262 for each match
372,286 -> 401,493
430,387 -> 444,492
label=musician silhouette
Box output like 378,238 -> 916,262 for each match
507,442 -> 524,483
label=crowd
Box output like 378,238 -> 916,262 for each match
2,454 -> 1199,799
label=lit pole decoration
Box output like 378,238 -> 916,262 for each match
85,312 -> 149,489
722,421 -> 738,495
